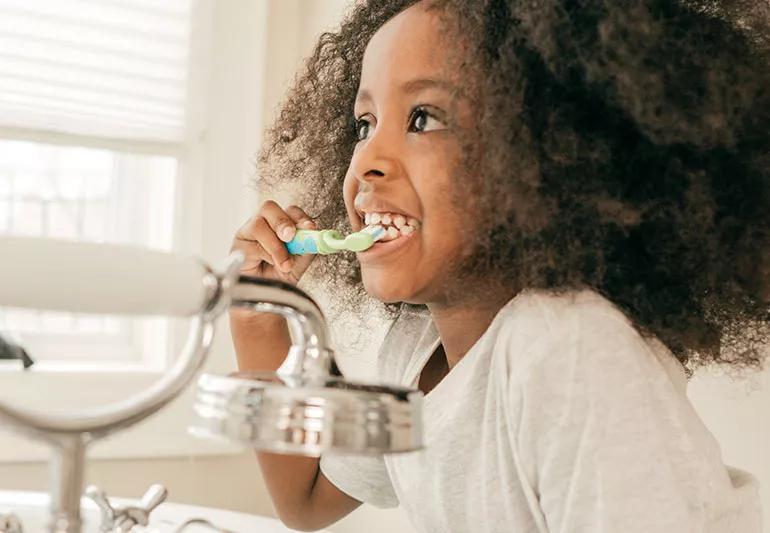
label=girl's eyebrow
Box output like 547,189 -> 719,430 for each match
400,77 -> 457,94
355,90 -> 374,107
355,78 -> 458,105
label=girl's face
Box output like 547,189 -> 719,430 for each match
343,3 -> 472,305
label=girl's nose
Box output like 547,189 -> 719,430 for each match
351,128 -> 401,183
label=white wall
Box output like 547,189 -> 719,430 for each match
689,368 -> 770,511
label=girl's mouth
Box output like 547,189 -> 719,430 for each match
357,230 -> 418,262
355,211 -> 421,262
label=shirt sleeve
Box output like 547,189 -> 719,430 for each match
319,453 -> 399,509
508,302 -> 745,533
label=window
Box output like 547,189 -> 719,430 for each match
0,0 -> 269,460
0,0 -> 191,369
0,0 -> 190,141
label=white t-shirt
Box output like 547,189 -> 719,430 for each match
320,289 -> 762,533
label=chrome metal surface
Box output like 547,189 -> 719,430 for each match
209,274 -> 423,456
50,436 -> 86,533
0,250 -> 243,533
0,255 -> 233,442
0,242 -> 424,532
230,276 -> 334,378
0,315 -> 214,441
85,484 -> 167,532
191,371 -> 424,456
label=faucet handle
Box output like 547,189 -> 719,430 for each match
85,485 -> 117,529
136,485 -> 168,522
85,484 -> 168,532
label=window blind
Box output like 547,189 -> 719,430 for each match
0,0 -> 191,143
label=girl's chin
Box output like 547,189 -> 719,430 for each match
361,272 -> 420,304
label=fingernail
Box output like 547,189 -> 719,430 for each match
281,226 -> 295,241
281,259 -> 293,272
300,219 -> 316,229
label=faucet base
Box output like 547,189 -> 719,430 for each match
191,371 -> 424,456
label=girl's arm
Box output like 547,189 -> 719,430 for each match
231,310 -> 362,531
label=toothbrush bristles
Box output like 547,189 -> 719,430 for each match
363,224 -> 387,241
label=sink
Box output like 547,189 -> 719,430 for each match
0,490 -> 330,532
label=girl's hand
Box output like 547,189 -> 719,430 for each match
230,201 -> 318,286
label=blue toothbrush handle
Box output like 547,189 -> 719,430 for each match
286,235 -> 320,255
286,229 -> 342,254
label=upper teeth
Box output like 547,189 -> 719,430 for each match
364,212 -> 420,229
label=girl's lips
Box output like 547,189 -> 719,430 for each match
357,231 -> 417,263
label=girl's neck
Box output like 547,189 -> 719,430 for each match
426,289 -> 517,369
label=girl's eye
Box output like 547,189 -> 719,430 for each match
355,118 -> 372,141
408,107 -> 445,133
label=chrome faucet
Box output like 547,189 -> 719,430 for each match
0,237 -> 423,533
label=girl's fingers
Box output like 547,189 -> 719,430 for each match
261,200 -> 301,243
284,205 -> 319,277
230,234 -> 272,273
251,216 -> 293,272
285,205 -> 318,229
231,201 -> 320,284
259,201 -> 308,273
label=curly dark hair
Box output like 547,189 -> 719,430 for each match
258,0 -> 770,371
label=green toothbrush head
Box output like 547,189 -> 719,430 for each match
338,232 -> 374,252
322,225 -> 386,252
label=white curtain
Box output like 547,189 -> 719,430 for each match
0,0 -> 191,142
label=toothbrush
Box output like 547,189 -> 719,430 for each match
285,225 -> 387,255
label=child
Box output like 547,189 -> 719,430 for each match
230,0 -> 769,531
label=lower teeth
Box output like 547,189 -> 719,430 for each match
384,228 -> 413,241
365,224 -> 417,243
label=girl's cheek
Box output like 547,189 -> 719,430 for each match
342,168 -> 355,197
342,171 -> 359,219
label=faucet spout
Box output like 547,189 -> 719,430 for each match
229,276 -> 337,379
